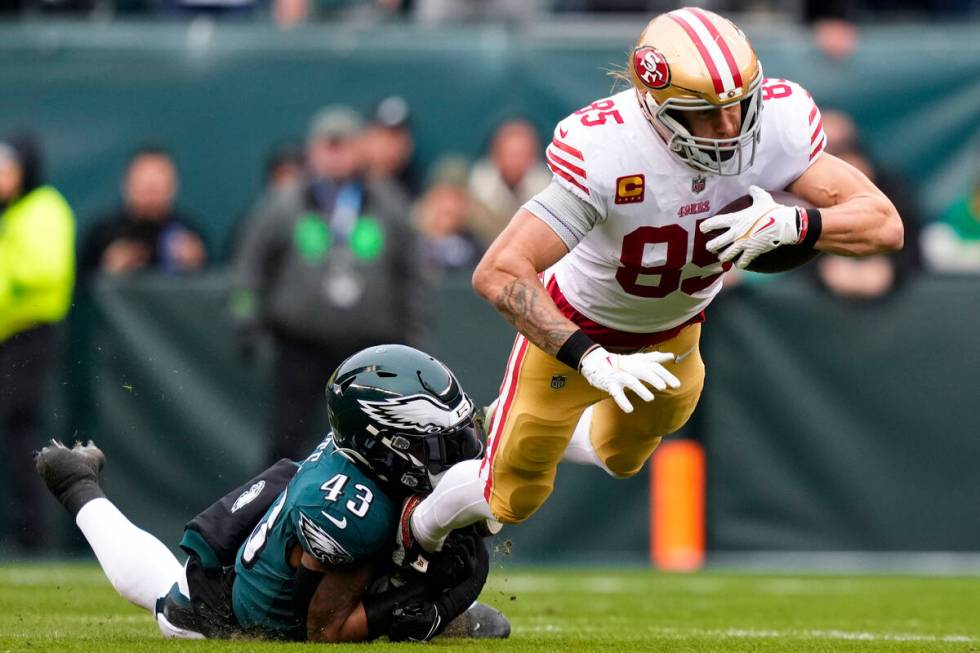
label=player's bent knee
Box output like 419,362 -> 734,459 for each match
596,436 -> 666,479
490,468 -> 555,524
489,473 -> 555,524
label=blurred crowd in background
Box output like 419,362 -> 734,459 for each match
2,0 -> 980,553
1,0 -> 978,25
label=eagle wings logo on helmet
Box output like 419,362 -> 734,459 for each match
358,394 -> 474,434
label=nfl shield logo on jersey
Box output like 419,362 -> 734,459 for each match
550,375 -> 566,390
691,175 -> 706,194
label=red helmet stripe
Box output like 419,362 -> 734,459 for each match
668,13 -> 725,94
688,7 -> 744,90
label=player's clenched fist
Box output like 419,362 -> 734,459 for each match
700,186 -> 804,270
579,348 -> 680,413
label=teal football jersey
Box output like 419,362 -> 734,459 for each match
231,437 -> 398,639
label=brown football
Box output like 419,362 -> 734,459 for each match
710,190 -> 821,274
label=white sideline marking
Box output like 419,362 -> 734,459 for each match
690,627 -> 974,643
488,575 -> 732,594
524,623 -> 975,643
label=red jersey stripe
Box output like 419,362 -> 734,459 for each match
689,7 -> 743,89
810,136 -> 826,161
809,105 -> 818,124
810,117 -> 824,145
548,161 -> 590,195
551,138 -> 584,161
546,148 -> 587,179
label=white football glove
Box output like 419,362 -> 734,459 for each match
700,186 -> 803,270
579,347 -> 680,413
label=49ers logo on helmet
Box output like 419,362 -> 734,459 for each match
634,46 -> 671,90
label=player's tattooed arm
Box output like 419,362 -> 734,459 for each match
474,208 -> 577,357
495,277 -> 578,356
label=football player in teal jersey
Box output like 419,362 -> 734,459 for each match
36,344 -> 509,642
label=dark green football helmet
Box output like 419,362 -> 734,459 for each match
326,344 -> 484,494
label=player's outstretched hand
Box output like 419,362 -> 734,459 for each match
700,186 -> 802,269
579,347 -> 680,413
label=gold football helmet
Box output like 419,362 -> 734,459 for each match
628,7 -> 763,176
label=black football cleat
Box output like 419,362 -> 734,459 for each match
34,439 -> 107,517
440,601 -> 511,639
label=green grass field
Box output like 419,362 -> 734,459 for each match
0,563 -> 977,653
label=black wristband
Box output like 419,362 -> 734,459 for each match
556,329 -> 599,371
363,583 -> 428,641
798,207 -> 822,250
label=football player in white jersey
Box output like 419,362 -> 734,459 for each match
397,7 -> 903,555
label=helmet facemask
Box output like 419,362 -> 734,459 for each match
639,69 -> 763,177
382,415 -> 485,492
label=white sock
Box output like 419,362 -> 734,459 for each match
75,498 -> 187,612
562,406 -> 602,465
562,406 -> 623,478
411,459 -> 492,552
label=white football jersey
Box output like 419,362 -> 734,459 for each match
539,79 -> 826,336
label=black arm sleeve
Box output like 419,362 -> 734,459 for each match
433,533 -> 490,622
292,564 -> 327,632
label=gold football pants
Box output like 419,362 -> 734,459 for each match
479,323 -> 705,524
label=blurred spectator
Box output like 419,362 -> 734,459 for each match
232,105 -> 425,464
273,0 -> 404,28
263,141 -> 305,197
921,168 -> 980,273
811,110 -> 920,299
468,118 -> 551,247
414,157 -> 483,272
80,146 -> 208,276
226,141 -> 305,259
803,0 -> 860,60
363,96 -> 421,201
0,0 -> 94,14
414,0 -> 541,24
0,132 -> 75,551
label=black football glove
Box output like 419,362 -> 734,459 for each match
388,597 -> 444,642
389,528 -> 490,642
402,526 -> 482,592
